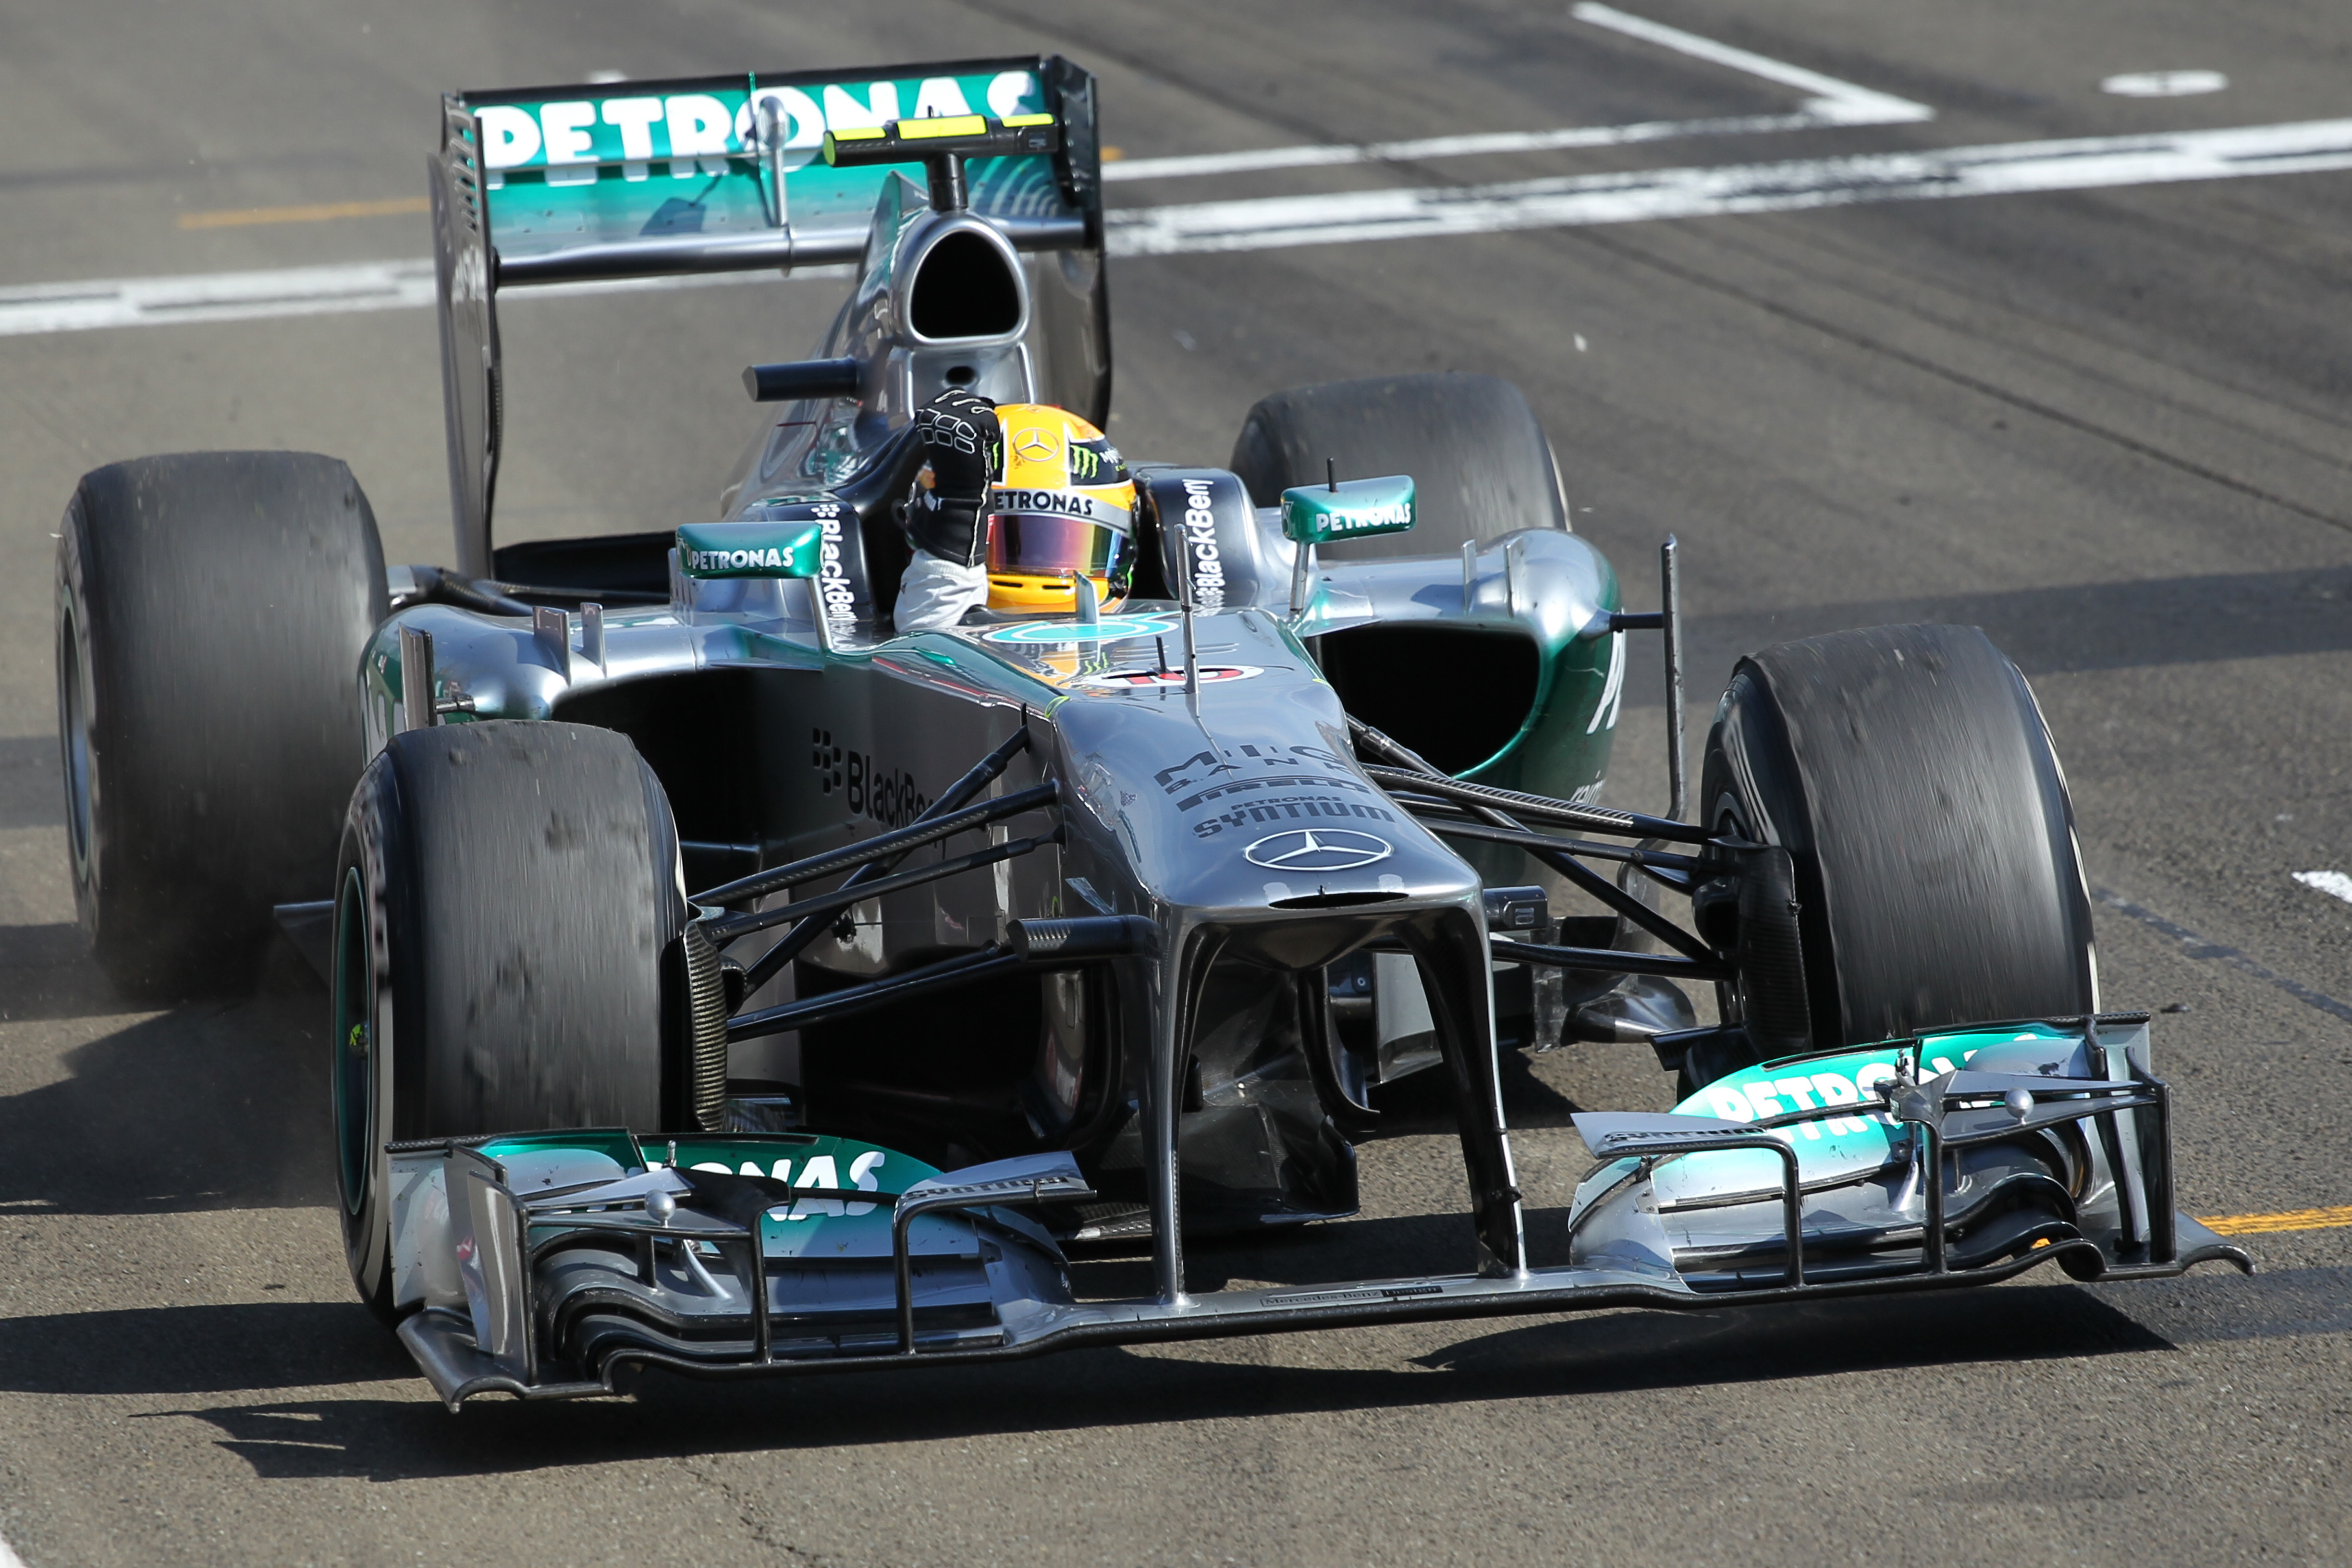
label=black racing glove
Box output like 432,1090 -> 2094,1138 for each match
905,389 -> 1002,567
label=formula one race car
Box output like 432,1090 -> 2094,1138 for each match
54,55 -> 2249,1408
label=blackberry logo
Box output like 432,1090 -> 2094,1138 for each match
811,728 -> 842,795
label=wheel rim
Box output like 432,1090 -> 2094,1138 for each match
331,866 -> 374,1215
57,602 -> 94,880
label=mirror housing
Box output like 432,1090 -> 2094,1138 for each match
1279,474 -> 1416,546
676,518 -> 827,580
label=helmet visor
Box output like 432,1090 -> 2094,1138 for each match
987,513 -> 1127,579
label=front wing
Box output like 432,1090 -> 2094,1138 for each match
388,1034 -> 2251,1409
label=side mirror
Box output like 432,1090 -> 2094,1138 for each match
675,518 -> 825,579
1279,474 -> 1416,546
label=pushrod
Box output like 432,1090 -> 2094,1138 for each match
1358,765 -> 1709,845
1406,813 -> 1702,881
691,780 -> 1056,908
1487,938 -> 1730,981
735,729 -> 1044,992
727,946 -> 1028,1044
705,831 -> 1058,944
1349,716 -> 1713,958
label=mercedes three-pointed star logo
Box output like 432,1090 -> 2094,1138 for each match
1011,428 -> 1058,462
1242,828 -> 1394,872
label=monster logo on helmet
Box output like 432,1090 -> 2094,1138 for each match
985,404 -> 1137,612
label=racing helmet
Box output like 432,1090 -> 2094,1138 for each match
984,405 -> 1137,612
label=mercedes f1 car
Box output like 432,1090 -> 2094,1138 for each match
53,54 -> 2249,1409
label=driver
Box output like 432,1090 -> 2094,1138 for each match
895,390 -> 1137,632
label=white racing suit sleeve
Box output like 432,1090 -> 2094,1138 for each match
893,550 -> 991,633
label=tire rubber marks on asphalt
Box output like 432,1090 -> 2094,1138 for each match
2092,886 -> 2352,1027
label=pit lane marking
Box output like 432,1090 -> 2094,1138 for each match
1569,4 -> 1932,127
11,115 -> 2352,335
1092,5 -> 1936,184
2104,72 -> 2229,99
2093,886 -> 2352,1028
1104,118 -> 2352,256
2293,870 -> 2352,907
1102,110 -> 1860,184
2199,1205 -> 2352,1237
0,259 -> 850,337
176,196 -> 430,230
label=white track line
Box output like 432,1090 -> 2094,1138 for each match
1104,117 -> 2352,256
0,258 -> 438,336
1104,112 -> 1837,183
1570,3 -> 1932,125
2295,870 -> 2352,906
0,259 -> 832,338
1104,4 -> 1929,183
6,120 -> 2352,336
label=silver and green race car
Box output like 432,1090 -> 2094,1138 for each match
52,53 -> 2248,1409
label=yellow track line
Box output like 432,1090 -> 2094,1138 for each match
2198,1205 -> 2352,1236
177,196 -> 428,230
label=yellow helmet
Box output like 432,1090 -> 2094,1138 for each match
983,405 -> 1136,612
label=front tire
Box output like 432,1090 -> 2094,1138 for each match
1700,623 -> 2096,1059
57,452 -> 385,996
334,720 -> 687,1319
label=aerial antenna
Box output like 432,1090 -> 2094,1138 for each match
1326,456 -> 1338,492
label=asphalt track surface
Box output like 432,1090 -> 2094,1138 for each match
2,2 -> 2350,1563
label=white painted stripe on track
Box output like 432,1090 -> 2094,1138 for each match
1570,3 -> 1934,125
1103,112 -> 1839,183
2295,870 -> 2352,906
6,122 -> 2352,336
0,257 -> 437,336
1104,3 -> 1931,183
1103,118 -> 2352,256
0,260 -> 845,338
0,1529 -> 25,1568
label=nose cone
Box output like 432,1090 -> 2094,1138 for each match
1046,613 -> 1482,956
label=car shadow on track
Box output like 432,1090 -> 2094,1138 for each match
1612,564 -> 2352,711
0,933 -> 333,1213
142,1268 -> 2328,1483
1674,566 -> 2352,682
0,1302 -> 416,1394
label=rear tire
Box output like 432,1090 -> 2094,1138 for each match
333,720 -> 687,1320
1228,371 -> 1568,560
1700,624 -> 2095,1057
56,452 -> 386,997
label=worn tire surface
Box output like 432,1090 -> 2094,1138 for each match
1700,623 -> 2096,1052
332,720 -> 686,1318
1228,371 -> 1568,559
55,451 -> 385,996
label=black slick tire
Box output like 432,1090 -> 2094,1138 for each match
56,452 -> 386,997
1699,623 -> 2096,1056
1228,371 -> 1568,560
332,720 -> 688,1322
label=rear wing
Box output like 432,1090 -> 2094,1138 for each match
429,56 -> 1102,576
